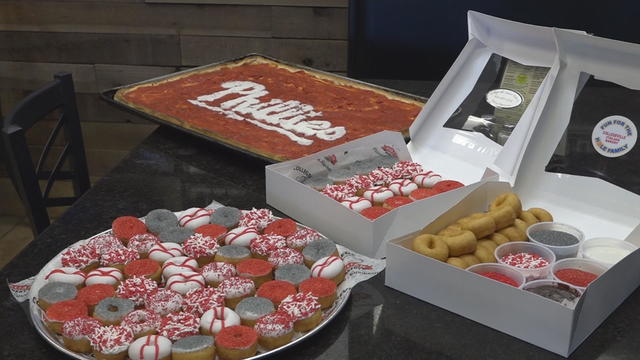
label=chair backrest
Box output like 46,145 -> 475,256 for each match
1,72 -> 90,235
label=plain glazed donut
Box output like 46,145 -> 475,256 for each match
447,257 -> 468,269
489,232 -> 510,245
518,210 -> 538,226
488,205 -> 516,230
474,246 -> 496,263
529,208 -> 553,222
460,254 -> 480,267
477,239 -> 498,252
412,234 -> 449,262
514,218 -> 528,234
435,224 -> 463,236
498,226 -> 527,242
459,213 -> 496,239
489,193 -> 522,216
442,230 -> 477,256
456,213 -> 484,226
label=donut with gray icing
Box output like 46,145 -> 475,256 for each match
172,335 -> 215,354
216,245 -> 251,260
145,209 -> 178,234
38,282 -> 77,305
158,227 -> 193,244
302,238 -> 338,264
275,264 -> 311,286
210,207 -> 241,229
94,297 -> 135,323
235,296 -> 274,322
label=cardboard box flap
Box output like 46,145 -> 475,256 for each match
408,12 -> 563,186
514,29 -> 640,241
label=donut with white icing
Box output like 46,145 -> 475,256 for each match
340,197 -> 372,212
161,256 -> 199,279
311,255 -> 345,284
223,226 -> 259,247
413,171 -> 442,188
199,306 -> 240,335
388,179 -> 418,196
45,267 -> 86,287
362,186 -> 394,204
165,272 -> 205,295
128,335 -> 172,360
177,207 -> 212,230
148,242 -> 183,263
85,267 -> 123,286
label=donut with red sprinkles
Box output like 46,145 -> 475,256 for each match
299,277 -> 337,298
182,287 -> 225,316
278,293 -> 321,321
286,228 -> 321,250
409,188 -> 440,200
62,316 -> 101,340
101,247 -> 140,266
433,180 -> 464,193
124,259 -> 160,278
238,208 -> 274,231
116,276 -> 158,307
127,233 -> 160,255
88,325 -> 133,354
76,284 -> 115,307
267,248 -> 304,268
158,312 -> 200,341
254,312 -> 294,338
216,325 -> 258,350
383,196 -> 413,209
249,234 -> 287,258
88,234 -> 124,255
112,216 -> 147,243
144,288 -> 184,316
45,299 -> 88,322
256,280 -> 296,305
61,244 -> 99,270
193,224 -> 227,240
360,206 -> 390,220
121,309 -> 160,336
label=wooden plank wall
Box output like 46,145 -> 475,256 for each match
0,0 -> 348,216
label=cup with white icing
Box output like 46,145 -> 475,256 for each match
580,237 -> 638,268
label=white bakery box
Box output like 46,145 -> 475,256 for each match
266,12 -> 569,258
385,29 -> 640,357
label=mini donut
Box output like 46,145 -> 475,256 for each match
498,226 -> 527,242
446,257 -> 468,269
210,206 -> 242,229
441,230 -> 477,256
360,206 -> 390,220
340,196 -> 372,212
45,267 -> 86,288
215,325 -> 258,360
121,309 -> 160,339
274,264 -> 311,287
256,280 -> 297,306
162,256 -> 200,279
145,209 -> 178,235
436,224 -> 463,236
529,208 -> 553,222
409,188 -> 440,201
458,213 -> 496,239
311,255 -> 346,285
473,246 -> 496,263
412,234 -> 449,262
38,282 -> 78,310
76,284 -> 115,313
45,299 -> 88,334
488,205 -> 516,230
193,224 -> 227,240
514,218 -> 528,234
383,195 -> 413,209
158,312 -> 200,341
93,297 -> 135,325
128,335 -> 172,360
144,288 -> 184,316
177,207 -> 212,230
165,272 -> 205,295
518,210 -> 539,226
302,239 -> 338,268
362,186 -> 394,205
460,254 -> 480,267
264,218 -> 298,238
172,335 -> 216,360
218,277 -> 256,309
433,180 -> 464,193
477,239 -> 498,252
254,312 -> 295,350
158,227 -> 194,245
215,245 -> 251,265
235,297 -> 275,327
388,179 -> 418,196
413,171 -> 442,188
223,226 -> 259,247
85,267 -> 123,287
489,192 -> 522,216
148,242 -> 183,263
112,216 -> 147,244
489,232 -> 510,245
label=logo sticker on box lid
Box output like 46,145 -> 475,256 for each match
591,115 -> 637,158
485,88 -> 523,109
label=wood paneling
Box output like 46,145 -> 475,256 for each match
0,31 -> 181,66
0,61 -> 97,93
272,7 -> 347,40
181,36 -> 347,71
145,0 -> 347,7
94,64 -> 177,90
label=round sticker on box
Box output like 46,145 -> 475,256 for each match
486,89 -> 523,109
591,115 -> 637,157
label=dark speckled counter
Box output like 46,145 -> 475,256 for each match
1,81 -> 640,360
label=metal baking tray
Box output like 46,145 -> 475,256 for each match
100,53 -> 427,163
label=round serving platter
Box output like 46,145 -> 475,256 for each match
28,216 -> 351,360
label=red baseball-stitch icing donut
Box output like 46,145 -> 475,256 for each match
128,334 -> 172,360
413,171 -> 443,188
433,180 -> 464,193
112,216 -> 147,243
162,256 -> 200,278
200,306 -> 241,335
388,179 -> 418,196
165,272 -> 205,295
148,242 -> 183,263
340,196 -> 372,212
362,186 -> 394,204
193,224 -> 227,240
383,196 -> 413,209
86,267 -> 123,286
409,188 -> 440,201
45,267 -> 86,287
158,312 -> 200,341
178,207 -> 212,229
223,226 -> 259,247
359,206 -> 390,220
264,218 -> 297,238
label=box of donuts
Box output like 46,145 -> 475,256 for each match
385,30 -> 640,357
266,12 -> 567,258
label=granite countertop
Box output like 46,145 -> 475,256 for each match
1,81 -> 639,359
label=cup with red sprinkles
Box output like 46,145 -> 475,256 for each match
551,258 -> 607,290
466,263 -> 526,288
495,242 -> 556,281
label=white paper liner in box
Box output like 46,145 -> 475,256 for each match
387,30 -> 640,357
409,11 -> 570,185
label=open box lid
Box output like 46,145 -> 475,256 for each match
408,11 -> 573,185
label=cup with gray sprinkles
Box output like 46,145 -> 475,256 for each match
527,222 -> 584,260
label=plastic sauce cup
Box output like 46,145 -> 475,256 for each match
495,242 -> 556,282
466,263 -> 526,288
551,258 -> 607,291
580,237 -> 638,268
527,222 -> 584,260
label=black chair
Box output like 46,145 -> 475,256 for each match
1,72 -> 90,235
